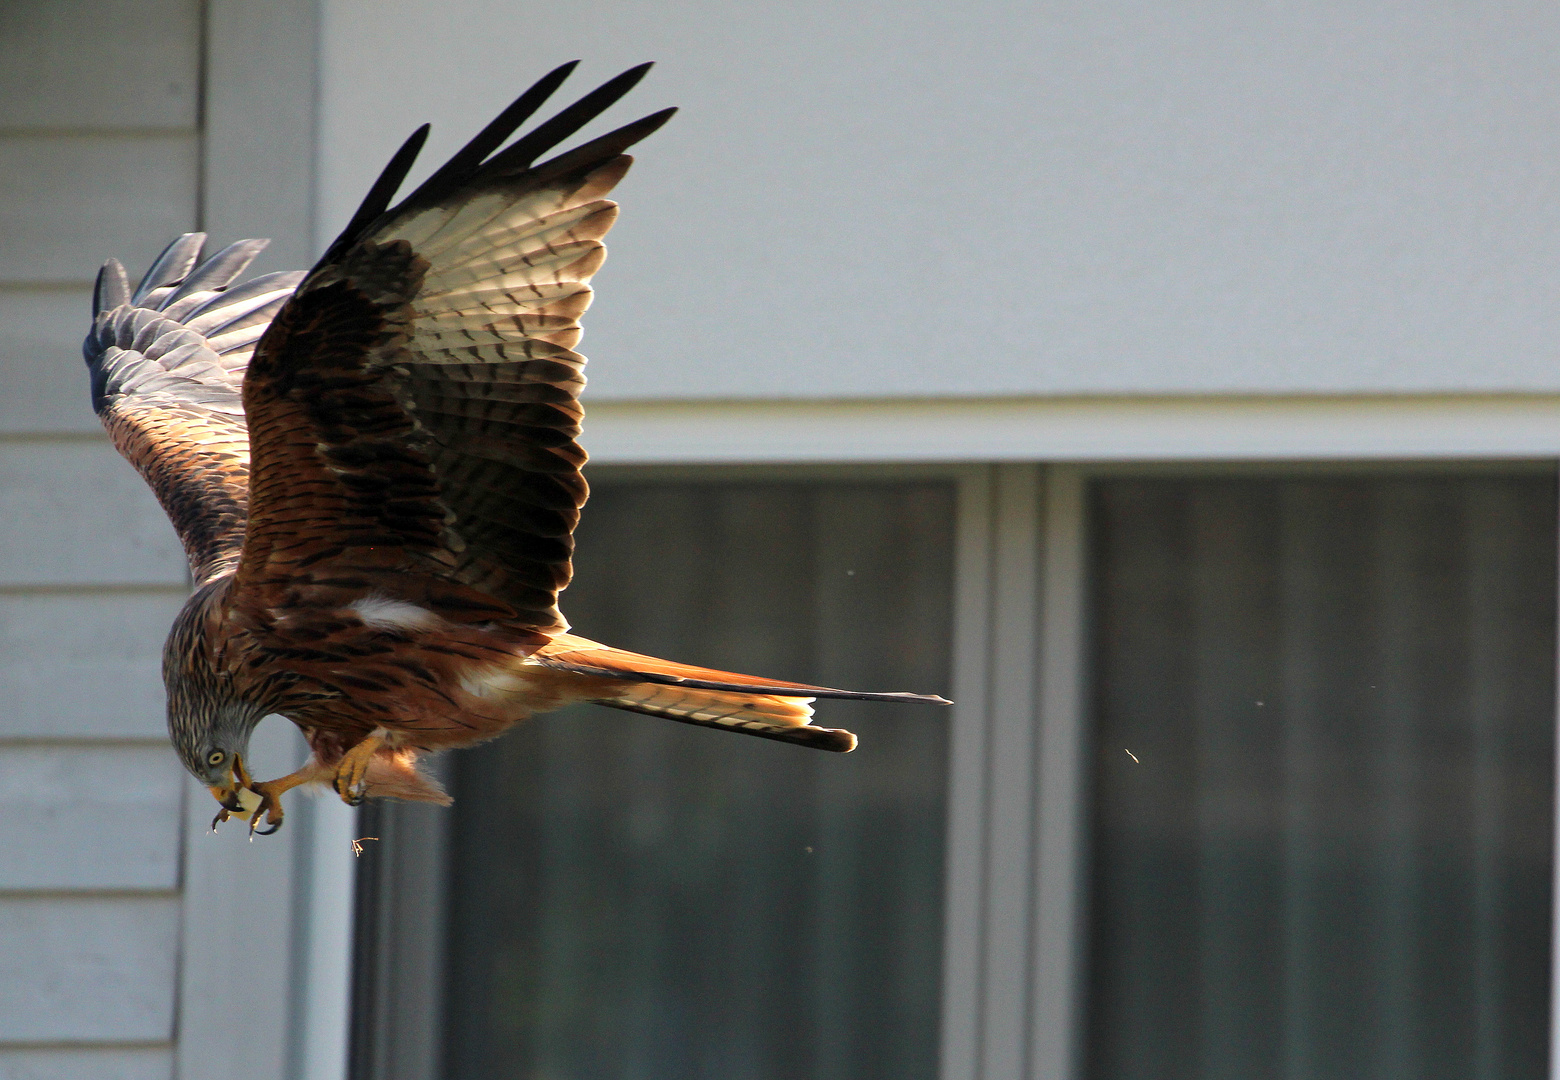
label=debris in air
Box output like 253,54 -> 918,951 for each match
1125,749 -> 1140,764
352,836 -> 379,857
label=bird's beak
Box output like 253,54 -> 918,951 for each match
208,755 -> 262,827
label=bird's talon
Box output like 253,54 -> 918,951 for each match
244,783 -> 286,837
332,734 -> 383,806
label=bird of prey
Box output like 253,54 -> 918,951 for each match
82,63 -> 949,835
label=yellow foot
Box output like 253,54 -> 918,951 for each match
334,732 -> 387,806
211,763 -> 313,837
209,786 -> 263,832
209,753 -> 265,833
247,774 -> 306,836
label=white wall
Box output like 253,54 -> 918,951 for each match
319,0 -> 1560,400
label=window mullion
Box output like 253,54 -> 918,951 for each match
940,464 -> 997,1080
1030,465 -> 1089,1080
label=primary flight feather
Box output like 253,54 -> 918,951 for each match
82,63 -> 949,834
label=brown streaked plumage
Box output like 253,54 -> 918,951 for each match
82,63 -> 949,835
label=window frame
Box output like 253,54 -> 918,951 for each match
284,398 -> 1560,1080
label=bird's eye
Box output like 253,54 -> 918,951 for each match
207,751 -> 225,766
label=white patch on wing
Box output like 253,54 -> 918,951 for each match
348,596 -> 443,632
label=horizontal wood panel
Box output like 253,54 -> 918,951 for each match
0,1046 -> 171,1080
0,745 -> 182,890
0,896 -> 176,1042
0,592 -> 183,739
0,135 -> 196,284
0,0 -> 198,130
0,288 -> 98,434
0,443 -> 186,587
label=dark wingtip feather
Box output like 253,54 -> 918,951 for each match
477,62 -> 658,176
93,259 -> 131,316
321,124 -> 431,262
131,233 -> 206,305
525,106 -> 678,187
395,60 -> 583,211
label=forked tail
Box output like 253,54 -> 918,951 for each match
531,635 -> 951,753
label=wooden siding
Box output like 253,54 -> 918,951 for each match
0,0 -> 199,130
0,443 -> 188,587
0,290 -> 99,435
0,593 -> 183,740
0,1047 -> 174,1080
0,136 -> 199,285
0,3 -> 200,1077
0,745 -> 183,890
0,897 -> 179,1041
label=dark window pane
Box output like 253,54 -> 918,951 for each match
443,479 -> 955,1080
1086,472 -> 1555,1080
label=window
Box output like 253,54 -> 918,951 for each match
349,463 -> 1557,1080
1086,470 -> 1554,1080
352,472 -> 958,1080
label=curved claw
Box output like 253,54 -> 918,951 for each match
249,815 -> 283,838
245,783 -> 287,838
208,784 -> 245,833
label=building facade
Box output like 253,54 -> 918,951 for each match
2,1 -> 1558,1078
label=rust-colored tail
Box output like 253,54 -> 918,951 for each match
601,683 -> 858,752
531,634 -> 950,753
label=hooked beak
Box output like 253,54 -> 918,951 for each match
208,755 -> 264,830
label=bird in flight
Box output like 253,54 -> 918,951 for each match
82,63 -> 949,835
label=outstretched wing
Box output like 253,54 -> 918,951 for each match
83,237 -> 304,583
234,64 -> 675,636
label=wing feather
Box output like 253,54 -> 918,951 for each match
234,66 -> 675,635
84,235 -> 304,584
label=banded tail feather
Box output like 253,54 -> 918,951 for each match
598,684 -> 859,753
532,635 -> 950,753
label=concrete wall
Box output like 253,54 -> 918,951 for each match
318,0 -> 1560,400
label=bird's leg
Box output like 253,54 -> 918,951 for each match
333,731 -> 388,806
245,767 -> 316,836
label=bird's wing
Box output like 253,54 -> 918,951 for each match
83,236 -> 305,583
233,64 -> 675,637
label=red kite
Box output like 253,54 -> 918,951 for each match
83,64 -> 947,835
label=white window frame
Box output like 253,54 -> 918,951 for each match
177,391 -> 1560,1080
581,397 -> 1560,1080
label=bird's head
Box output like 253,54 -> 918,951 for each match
162,600 -> 268,817
167,676 -> 266,808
